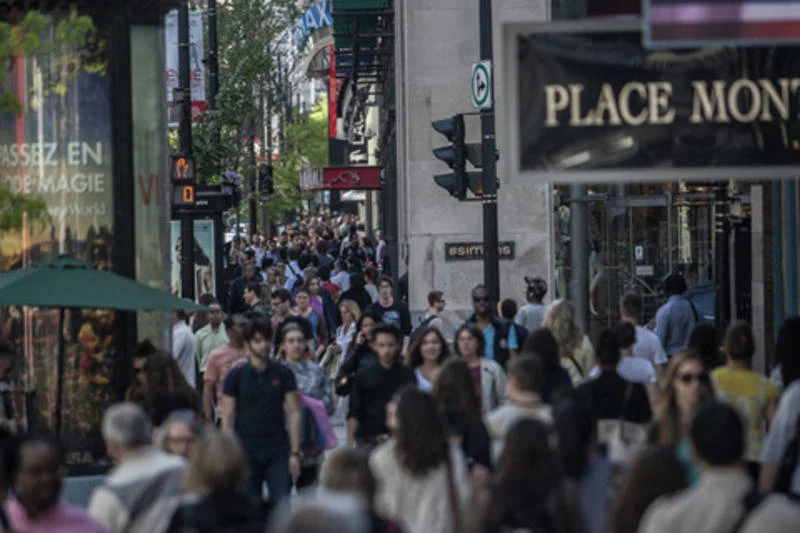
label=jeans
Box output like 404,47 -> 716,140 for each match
245,445 -> 290,504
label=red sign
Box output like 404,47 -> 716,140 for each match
323,166 -> 381,190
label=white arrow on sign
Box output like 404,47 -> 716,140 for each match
471,60 -> 492,109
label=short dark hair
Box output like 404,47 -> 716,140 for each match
428,290 -> 444,308
245,281 -> 262,297
7,430 -> 64,480
365,267 -> 379,283
371,323 -> 402,344
242,315 -> 273,343
724,321 -> 755,363
690,402 -> 745,466
271,289 -> 291,303
664,274 -> 687,296
595,330 -> 621,368
454,323 -> 486,359
522,328 -> 560,371
507,355 -> 543,394
378,276 -> 394,289
175,309 -> 190,323
198,293 -> 217,306
620,293 -> 643,322
471,284 -> 490,298
614,322 -> 636,350
499,299 -> 518,320
133,339 -> 157,359
318,264 -> 332,281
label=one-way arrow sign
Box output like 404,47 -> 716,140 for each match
471,60 -> 492,109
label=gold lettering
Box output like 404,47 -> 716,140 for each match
728,79 -> 761,122
691,81 -> 729,123
648,82 -> 675,125
544,84 -> 569,127
618,82 -> 648,125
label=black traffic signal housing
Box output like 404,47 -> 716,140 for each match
433,115 -> 498,200
258,164 -> 274,195
432,114 -> 467,200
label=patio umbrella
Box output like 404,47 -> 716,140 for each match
0,255 -> 205,437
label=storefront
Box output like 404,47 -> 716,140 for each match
505,16 -> 800,369
0,1 -> 175,473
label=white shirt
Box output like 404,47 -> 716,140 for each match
762,380 -> 800,494
331,270 -> 350,292
589,355 -> 657,384
632,325 -> 668,367
172,321 -> 196,388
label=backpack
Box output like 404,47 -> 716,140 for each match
288,263 -> 304,294
409,314 -> 438,345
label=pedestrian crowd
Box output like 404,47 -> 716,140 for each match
1,210 -> 799,533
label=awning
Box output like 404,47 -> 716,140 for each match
332,0 -> 386,51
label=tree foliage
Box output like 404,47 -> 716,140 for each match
269,94 -> 329,223
0,9 -> 95,232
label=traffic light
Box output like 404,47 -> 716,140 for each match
433,115 -> 499,199
432,115 -> 467,200
258,164 -> 274,195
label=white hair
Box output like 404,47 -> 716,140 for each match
269,492 -> 369,533
101,402 -> 152,449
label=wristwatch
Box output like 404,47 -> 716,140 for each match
291,450 -> 304,460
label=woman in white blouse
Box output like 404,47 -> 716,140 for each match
370,387 -> 470,533
407,327 -> 450,392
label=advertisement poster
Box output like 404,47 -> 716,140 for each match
165,10 -> 206,126
170,219 -> 216,301
0,32 -> 115,466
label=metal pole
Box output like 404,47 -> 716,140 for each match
207,0 -> 219,153
179,0 -> 195,301
249,118 -> 257,237
479,0 -> 500,304
570,184 -> 590,332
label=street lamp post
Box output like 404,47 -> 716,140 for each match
479,0 -> 500,304
178,0 -> 195,301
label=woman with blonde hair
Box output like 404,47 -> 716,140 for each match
321,299 -> 360,379
166,430 -> 262,533
650,350 -> 714,486
542,300 -> 594,385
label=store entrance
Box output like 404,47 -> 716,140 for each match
555,182 -> 744,333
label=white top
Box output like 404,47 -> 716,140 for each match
172,321 -> 196,388
371,440 -> 470,533
762,380 -> 800,495
589,355 -> 657,384
415,368 -> 433,392
336,322 -> 357,364
632,325 -> 668,367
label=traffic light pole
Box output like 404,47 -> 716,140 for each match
179,0 -> 195,301
479,0 -> 500,303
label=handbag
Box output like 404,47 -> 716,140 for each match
596,383 -> 648,466
444,451 -> 465,533
775,414 -> 800,495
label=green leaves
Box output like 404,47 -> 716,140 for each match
0,183 -> 51,233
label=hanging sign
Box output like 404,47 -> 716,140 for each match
512,20 -> 800,183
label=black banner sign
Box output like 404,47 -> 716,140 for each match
445,242 -> 516,261
518,29 -> 800,175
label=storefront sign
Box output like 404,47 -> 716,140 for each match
445,242 -> 516,261
295,0 -> 333,51
513,20 -> 800,182
301,166 -> 382,190
170,219 -> 216,300
645,0 -> 800,48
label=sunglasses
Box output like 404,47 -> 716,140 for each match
677,372 -> 709,384
473,296 -> 491,303
133,367 -> 145,374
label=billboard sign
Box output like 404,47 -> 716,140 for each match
507,18 -> 800,183
645,0 -> 800,48
165,10 -> 206,126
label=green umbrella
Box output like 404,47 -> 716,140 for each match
0,255 -> 205,437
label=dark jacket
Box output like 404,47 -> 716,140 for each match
443,405 -> 492,470
227,275 -> 260,314
465,314 -> 515,369
340,287 -> 373,312
167,492 -> 263,533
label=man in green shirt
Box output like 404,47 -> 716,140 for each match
244,281 -> 271,318
194,301 -> 228,384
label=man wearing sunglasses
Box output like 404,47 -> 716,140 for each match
463,285 -> 518,369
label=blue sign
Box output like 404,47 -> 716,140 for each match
295,0 -> 333,50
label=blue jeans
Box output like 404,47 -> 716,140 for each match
245,445 -> 290,504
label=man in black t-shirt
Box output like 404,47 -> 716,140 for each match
365,277 -> 412,355
346,323 -> 416,450
221,316 -> 302,505
576,330 -> 652,424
